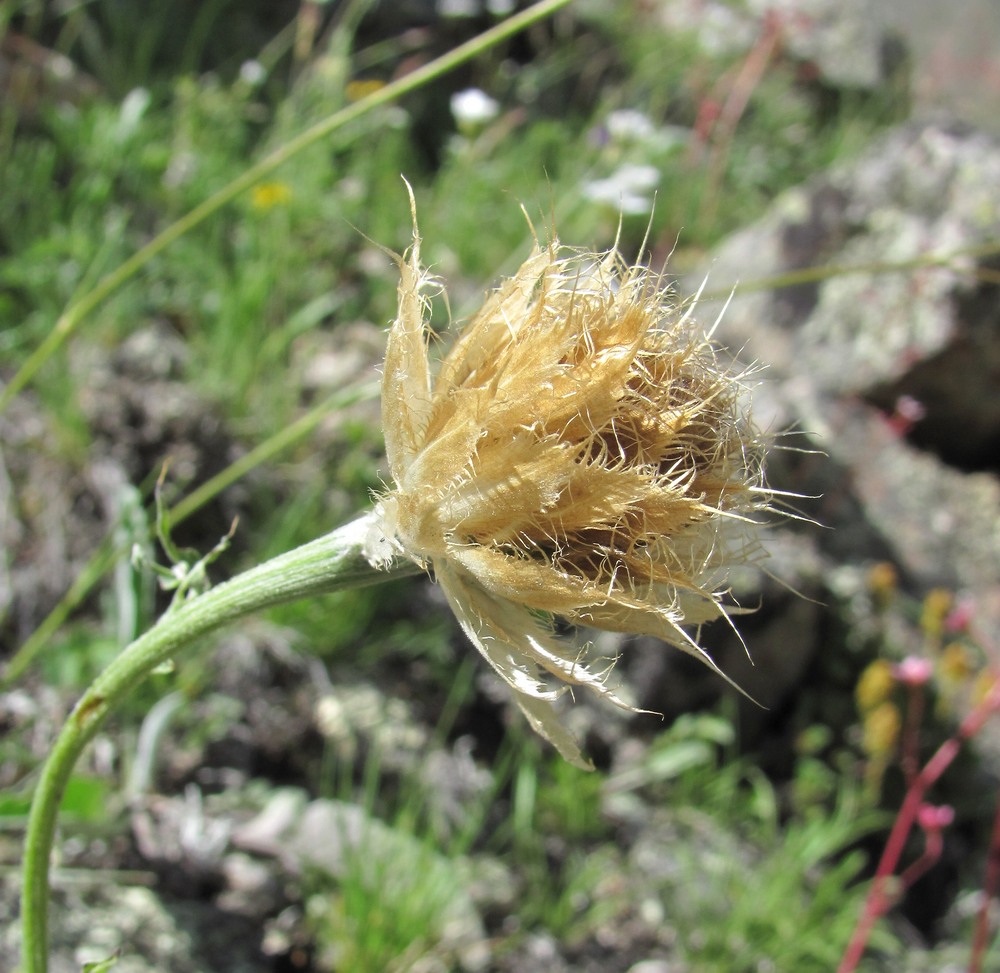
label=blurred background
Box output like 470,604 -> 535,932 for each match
1,2 -> 999,971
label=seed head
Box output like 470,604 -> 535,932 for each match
367,187 -> 773,768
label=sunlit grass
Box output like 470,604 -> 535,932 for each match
6,2 -> 997,971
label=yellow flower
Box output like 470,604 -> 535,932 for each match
346,78 -> 386,102
866,561 -> 897,608
367,187 -> 773,768
251,181 -> 292,211
920,588 -> 952,641
855,659 -> 895,714
972,669 -> 999,708
939,642 -> 974,683
861,701 -> 901,758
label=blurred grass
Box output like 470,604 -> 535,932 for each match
1,1 -> 967,970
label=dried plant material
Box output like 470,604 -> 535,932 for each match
367,187 -> 774,768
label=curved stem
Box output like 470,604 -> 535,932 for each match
1,380 -> 380,689
20,512 -> 419,973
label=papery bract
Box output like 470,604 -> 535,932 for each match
367,186 -> 773,767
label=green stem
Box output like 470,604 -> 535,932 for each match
700,238 -> 1000,302
20,512 -> 419,973
1,380 -> 380,689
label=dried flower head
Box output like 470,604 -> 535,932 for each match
367,187 -> 773,768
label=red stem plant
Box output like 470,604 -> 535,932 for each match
838,670 -> 1000,973
971,796 -> 1000,971
690,9 -> 784,234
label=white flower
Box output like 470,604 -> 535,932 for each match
606,109 -> 657,143
582,163 -> 661,215
438,0 -> 479,19
450,88 -> 501,130
239,60 -> 266,87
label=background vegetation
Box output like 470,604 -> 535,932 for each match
1,1 -> 996,971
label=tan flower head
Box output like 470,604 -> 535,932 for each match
367,186 -> 773,768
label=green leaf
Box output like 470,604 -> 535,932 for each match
60,776 -> 114,822
81,950 -> 120,973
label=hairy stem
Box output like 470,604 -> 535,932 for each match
20,513 -> 418,973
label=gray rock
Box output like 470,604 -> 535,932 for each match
870,0 -> 1000,134
657,0 -> 896,89
687,121 -> 1000,631
0,880 -> 263,973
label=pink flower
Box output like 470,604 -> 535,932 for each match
917,803 -> 955,832
893,656 -> 933,687
944,598 -> 975,633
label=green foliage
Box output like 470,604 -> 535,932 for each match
3,3 -> 946,971
616,717 -> 899,972
662,791 -> 897,971
0,774 -> 118,825
14,0 -> 271,97
81,951 -> 120,973
305,826 -> 469,973
300,669 -> 491,973
39,626 -> 124,688
535,752 -> 609,842
58,775 -> 115,823
607,711 -> 737,796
